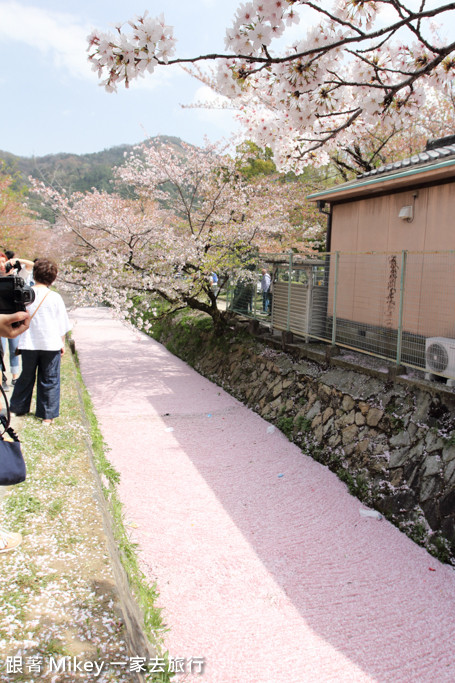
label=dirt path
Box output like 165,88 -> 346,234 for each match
72,307 -> 455,683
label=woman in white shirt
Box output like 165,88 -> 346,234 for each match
10,258 -> 71,425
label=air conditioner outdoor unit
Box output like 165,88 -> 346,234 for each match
425,337 -> 455,385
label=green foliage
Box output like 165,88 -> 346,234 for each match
5,491 -> 42,525
443,431 -> 455,447
407,521 -> 428,545
276,416 -> 294,438
294,415 -> 312,433
0,161 -> 36,244
428,534 -> 452,564
0,160 -> 26,197
334,467 -> 370,500
193,316 -> 214,332
160,311 -> 214,366
276,414 -> 312,440
384,399 -> 405,431
47,498 -> 64,519
236,141 -> 276,179
130,295 -> 174,341
0,147 -> 121,192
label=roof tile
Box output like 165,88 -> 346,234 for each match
357,144 -> 455,179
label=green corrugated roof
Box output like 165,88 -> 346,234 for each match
308,144 -> 455,202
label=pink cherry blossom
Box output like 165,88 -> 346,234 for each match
88,2 -> 455,170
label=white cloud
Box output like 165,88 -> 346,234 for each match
192,85 -> 232,108
127,63 -> 182,93
189,85 -> 239,132
0,1 -> 94,80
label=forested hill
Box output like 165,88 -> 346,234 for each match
0,135 -> 185,195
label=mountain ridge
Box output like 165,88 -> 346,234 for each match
0,135 -> 186,195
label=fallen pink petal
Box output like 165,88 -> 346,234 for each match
72,307 -> 455,683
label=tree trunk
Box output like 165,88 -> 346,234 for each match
184,295 -> 230,336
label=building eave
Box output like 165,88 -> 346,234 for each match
308,157 -> 455,204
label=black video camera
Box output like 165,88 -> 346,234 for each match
0,276 -> 35,314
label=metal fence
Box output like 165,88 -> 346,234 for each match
223,250 -> 455,383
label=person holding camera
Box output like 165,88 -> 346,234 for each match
0,251 -> 34,281
0,312 -> 30,337
0,251 -> 34,390
10,258 -> 71,425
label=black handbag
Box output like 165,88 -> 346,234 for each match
0,381 -> 26,486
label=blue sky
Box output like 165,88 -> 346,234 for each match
0,0 -> 242,157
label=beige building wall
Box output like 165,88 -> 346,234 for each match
328,182 -> 455,338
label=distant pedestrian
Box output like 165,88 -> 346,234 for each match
209,272 -> 218,296
10,258 -> 71,425
261,268 -> 272,313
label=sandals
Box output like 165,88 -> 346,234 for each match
0,529 -> 22,553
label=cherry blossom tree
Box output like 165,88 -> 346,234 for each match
326,83 -> 455,178
250,174 -> 328,251
87,1 -> 455,172
0,165 -> 39,255
32,141 -> 299,332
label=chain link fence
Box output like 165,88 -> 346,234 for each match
223,250 -> 455,382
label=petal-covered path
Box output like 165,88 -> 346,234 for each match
72,307 -> 455,683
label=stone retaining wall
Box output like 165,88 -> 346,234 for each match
156,317 -> 455,563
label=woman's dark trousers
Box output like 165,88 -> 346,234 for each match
10,350 -> 61,419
